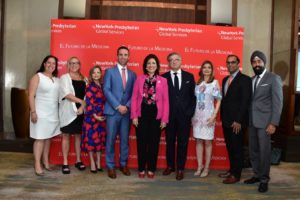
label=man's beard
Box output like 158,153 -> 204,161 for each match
253,65 -> 265,75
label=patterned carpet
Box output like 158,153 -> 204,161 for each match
0,152 -> 299,200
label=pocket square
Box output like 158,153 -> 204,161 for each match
186,81 -> 190,83
260,84 -> 269,86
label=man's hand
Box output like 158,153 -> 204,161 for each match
117,105 -> 128,115
231,121 -> 241,134
266,124 -> 276,135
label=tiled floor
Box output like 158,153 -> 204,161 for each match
0,152 -> 299,200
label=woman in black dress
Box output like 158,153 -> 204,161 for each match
59,56 -> 87,174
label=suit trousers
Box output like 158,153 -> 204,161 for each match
165,114 -> 191,171
136,103 -> 161,172
105,113 -> 130,169
248,126 -> 271,183
222,125 -> 244,179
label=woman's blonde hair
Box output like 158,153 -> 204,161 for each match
67,56 -> 84,80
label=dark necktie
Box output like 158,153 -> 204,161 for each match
253,75 -> 260,95
174,72 -> 179,93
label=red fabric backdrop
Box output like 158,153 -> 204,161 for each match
49,19 -> 244,169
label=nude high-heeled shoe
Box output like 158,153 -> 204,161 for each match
200,168 -> 209,178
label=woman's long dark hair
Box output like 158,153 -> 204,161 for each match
36,55 -> 58,77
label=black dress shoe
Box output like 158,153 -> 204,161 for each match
176,170 -> 184,180
162,167 -> 175,176
244,177 -> 260,184
258,182 -> 268,193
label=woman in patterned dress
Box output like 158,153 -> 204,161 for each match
192,60 -> 222,177
81,65 -> 106,173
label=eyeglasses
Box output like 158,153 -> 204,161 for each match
226,61 -> 237,65
69,62 -> 80,65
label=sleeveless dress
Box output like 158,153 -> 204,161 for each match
81,81 -> 106,152
30,73 -> 60,139
192,80 -> 222,140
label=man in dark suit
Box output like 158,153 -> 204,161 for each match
162,52 -> 196,180
219,55 -> 252,184
103,46 -> 136,179
244,50 -> 283,193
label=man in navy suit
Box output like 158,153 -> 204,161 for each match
162,52 -> 196,180
103,46 -> 136,179
219,55 -> 252,184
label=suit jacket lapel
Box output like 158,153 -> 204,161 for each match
254,71 -> 269,96
113,65 -> 124,90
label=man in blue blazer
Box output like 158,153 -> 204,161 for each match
103,46 -> 136,179
244,50 -> 283,193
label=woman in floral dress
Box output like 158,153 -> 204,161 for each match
81,65 -> 106,173
192,60 -> 222,177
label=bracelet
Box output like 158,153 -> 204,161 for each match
30,111 -> 36,114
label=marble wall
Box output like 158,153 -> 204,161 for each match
3,0 -> 59,132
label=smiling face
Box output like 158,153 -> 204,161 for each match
202,63 -> 213,77
251,56 -> 265,75
68,57 -> 81,73
146,58 -> 158,76
44,57 -> 57,74
91,67 -> 102,82
117,48 -> 129,67
226,56 -> 239,74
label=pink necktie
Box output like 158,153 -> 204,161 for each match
122,67 -> 126,89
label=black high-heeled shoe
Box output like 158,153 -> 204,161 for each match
75,162 -> 86,171
90,169 -> 97,173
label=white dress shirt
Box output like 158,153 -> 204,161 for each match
171,69 -> 182,89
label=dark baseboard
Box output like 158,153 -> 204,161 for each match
0,138 -> 33,153
273,133 -> 300,162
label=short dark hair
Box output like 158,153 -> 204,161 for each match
117,46 -> 129,55
143,54 -> 160,75
36,55 -> 58,77
89,65 -> 102,83
227,54 -> 240,64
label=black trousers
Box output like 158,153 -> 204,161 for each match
222,125 -> 244,179
136,103 -> 161,172
165,115 -> 191,171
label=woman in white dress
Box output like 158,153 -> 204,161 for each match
28,55 -> 60,176
192,60 -> 222,177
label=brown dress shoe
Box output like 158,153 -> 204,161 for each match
107,169 -> 116,179
162,167 -> 175,176
218,171 -> 231,178
222,175 -> 240,184
176,170 -> 184,181
120,166 -> 131,176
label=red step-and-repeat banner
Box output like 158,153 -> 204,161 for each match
49,19 -> 244,170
